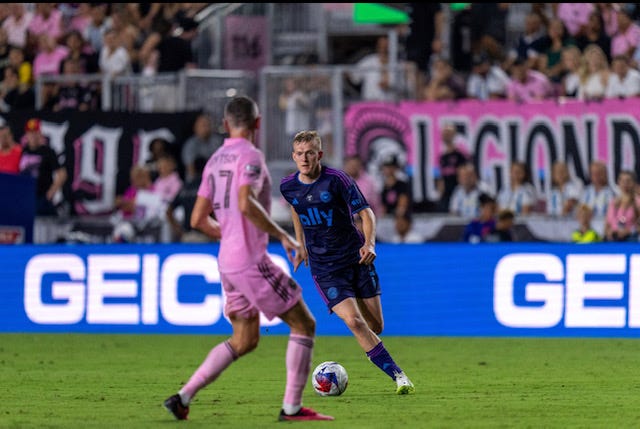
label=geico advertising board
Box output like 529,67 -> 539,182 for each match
1,243 -> 640,337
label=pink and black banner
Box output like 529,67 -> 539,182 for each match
345,98 -> 640,204
1,110 -> 200,216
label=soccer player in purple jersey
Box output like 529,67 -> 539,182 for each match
163,97 -> 333,422
280,130 -> 415,395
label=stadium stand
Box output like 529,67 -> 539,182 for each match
1,3 -> 639,244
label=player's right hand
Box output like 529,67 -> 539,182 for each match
281,234 -> 302,266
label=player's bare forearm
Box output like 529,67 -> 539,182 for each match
357,208 -> 377,265
197,217 -> 221,240
242,193 -> 288,240
238,186 -> 300,264
290,206 -> 308,271
290,206 -> 306,246
358,207 -> 377,247
191,196 -> 221,240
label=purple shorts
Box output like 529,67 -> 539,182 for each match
221,255 -> 302,321
312,263 -> 381,312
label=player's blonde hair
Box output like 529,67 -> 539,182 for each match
293,130 -> 322,150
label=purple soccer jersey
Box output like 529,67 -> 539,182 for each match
280,166 -> 370,275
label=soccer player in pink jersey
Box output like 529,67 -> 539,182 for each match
163,96 -> 333,422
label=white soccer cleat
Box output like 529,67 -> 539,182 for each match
395,372 -> 415,395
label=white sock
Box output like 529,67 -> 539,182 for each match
282,403 -> 302,415
178,390 -> 191,406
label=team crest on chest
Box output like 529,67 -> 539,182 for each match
320,191 -> 332,202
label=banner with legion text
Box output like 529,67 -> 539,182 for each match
344,98 -> 640,207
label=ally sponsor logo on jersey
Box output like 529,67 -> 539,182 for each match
297,192 -> 334,226
298,207 -> 334,226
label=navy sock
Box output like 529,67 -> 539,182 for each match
366,341 -> 402,380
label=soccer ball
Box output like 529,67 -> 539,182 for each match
311,361 -> 348,396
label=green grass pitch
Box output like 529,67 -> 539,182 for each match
1,333 -> 640,428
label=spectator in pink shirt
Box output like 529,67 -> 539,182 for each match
152,154 -> 183,204
27,3 -> 63,46
604,170 -> 640,242
556,3 -> 595,37
32,33 -> 68,78
2,3 -> 33,50
506,58 -> 554,102
32,33 -> 68,109
611,4 -> 640,59
68,3 -> 93,36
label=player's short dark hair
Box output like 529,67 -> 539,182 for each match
224,96 -> 259,130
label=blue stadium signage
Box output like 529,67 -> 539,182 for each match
1,243 -> 639,337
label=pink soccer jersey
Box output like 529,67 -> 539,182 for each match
198,137 -> 271,273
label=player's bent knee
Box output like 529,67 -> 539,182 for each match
369,321 -> 383,335
302,318 -> 316,337
342,315 -> 368,333
231,337 -> 259,356
289,318 -> 315,338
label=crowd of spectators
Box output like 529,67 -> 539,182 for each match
109,114 -> 220,244
0,3 -> 205,113
399,3 -> 640,104
4,3 -> 640,245
364,3 -> 640,243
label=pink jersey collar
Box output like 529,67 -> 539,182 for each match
223,137 -> 252,146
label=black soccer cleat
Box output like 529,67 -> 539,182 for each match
163,394 -> 189,420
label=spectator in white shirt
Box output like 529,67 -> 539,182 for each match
466,52 -> 509,100
349,35 -> 396,101
546,161 -> 584,217
577,43 -> 610,101
497,161 -> 537,215
2,3 -> 33,49
606,54 -> 640,99
559,45 -> 582,98
581,160 -> 615,218
449,162 -> 494,219
98,28 -> 131,78
388,213 -> 425,244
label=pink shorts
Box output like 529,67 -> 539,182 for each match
221,255 -> 302,321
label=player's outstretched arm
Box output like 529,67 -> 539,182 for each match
357,207 -> 377,265
190,196 -> 221,240
289,206 -> 308,272
238,184 -> 301,263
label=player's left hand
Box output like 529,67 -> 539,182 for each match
293,247 -> 308,272
358,244 -> 376,265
